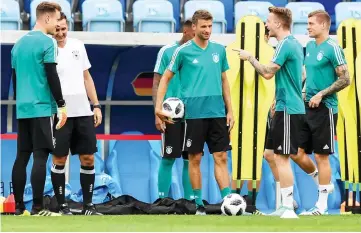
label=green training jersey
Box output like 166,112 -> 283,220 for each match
304,38 -> 346,113
272,35 -> 305,114
154,42 -> 180,99
11,31 -> 58,119
168,40 -> 229,119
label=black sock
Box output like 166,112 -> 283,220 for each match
31,149 -> 49,210
80,165 -> 95,206
51,163 -> 65,206
12,151 -> 32,209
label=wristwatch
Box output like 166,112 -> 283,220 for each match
93,104 -> 101,109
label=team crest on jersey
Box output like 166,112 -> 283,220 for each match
317,51 -> 324,61
212,53 -> 219,63
72,50 -> 80,60
166,146 -> 173,154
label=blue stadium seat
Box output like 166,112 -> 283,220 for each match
286,2 -> 325,35
335,2 -> 361,29
161,0 -> 180,31
234,1 -> 273,27
0,0 -> 22,30
0,139 -> 17,197
133,0 -> 176,32
243,0 -> 286,7
184,0 -> 227,34
30,0 -> 73,30
106,132 -> 159,203
79,0 -> 126,15
82,0 -> 125,32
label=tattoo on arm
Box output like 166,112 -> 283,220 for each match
319,64 -> 350,96
247,56 -> 278,78
152,73 -> 161,106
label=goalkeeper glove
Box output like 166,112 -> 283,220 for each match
56,100 -> 67,130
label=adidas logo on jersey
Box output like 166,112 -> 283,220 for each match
192,59 -> 199,64
323,144 -> 329,149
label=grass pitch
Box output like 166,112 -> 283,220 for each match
1,215 -> 361,232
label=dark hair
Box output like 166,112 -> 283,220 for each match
268,6 -> 292,30
192,10 -> 213,25
183,19 -> 192,27
265,26 -> 269,36
60,12 -> 67,21
36,1 -> 62,18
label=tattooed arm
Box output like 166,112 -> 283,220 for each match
247,56 -> 280,80
318,64 -> 350,97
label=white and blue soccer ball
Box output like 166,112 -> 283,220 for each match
162,97 -> 185,119
221,193 -> 247,216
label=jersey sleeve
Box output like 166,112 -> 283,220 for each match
154,47 -> 168,75
81,43 -> 91,70
168,48 -> 183,73
329,43 -> 346,68
272,40 -> 289,66
221,47 -> 229,72
44,38 -> 58,64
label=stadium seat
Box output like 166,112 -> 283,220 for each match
234,1 -> 273,28
335,2 -> 361,29
30,0 -> 74,30
286,2 -> 325,35
106,131 -> 159,203
82,0 -> 125,32
79,0 -> 126,16
184,0 -> 227,34
160,0 -> 180,32
132,0 -> 176,32
0,139 -> 17,197
0,0 -> 22,30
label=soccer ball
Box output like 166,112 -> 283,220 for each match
162,97 -> 185,119
221,193 -> 247,216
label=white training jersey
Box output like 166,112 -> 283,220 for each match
56,37 -> 93,117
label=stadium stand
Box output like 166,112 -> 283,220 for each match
285,1 -> 325,35
132,0 -> 176,32
166,0 -> 181,31
184,0 -> 227,33
82,0 -> 125,31
335,2 -> 361,28
234,1 -> 273,28
0,0 -> 22,30
30,0 -> 74,30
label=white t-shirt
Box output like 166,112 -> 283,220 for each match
56,37 -> 93,117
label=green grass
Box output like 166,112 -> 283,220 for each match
1,215 -> 361,232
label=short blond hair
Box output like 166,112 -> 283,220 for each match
268,6 -> 292,30
36,1 -> 62,18
192,10 -> 213,25
308,10 -> 331,27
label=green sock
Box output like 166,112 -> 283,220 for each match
221,187 -> 231,199
182,160 -> 194,200
231,189 -> 238,194
193,189 -> 204,207
158,158 -> 175,198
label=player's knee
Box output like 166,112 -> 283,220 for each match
263,150 -> 274,163
189,154 -> 202,166
314,153 -> 328,163
52,155 -> 67,166
213,152 -> 227,165
79,154 -> 94,166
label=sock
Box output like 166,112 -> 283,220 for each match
12,151 -> 32,209
308,169 -> 319,186
316,184 -> 330,211
247,190 -> 258,199
31,149 -> 49,210
80,165 -> 95,206
281,186 -> 294,209
193,189 -> 204,207
221,187 -> 231,199
157,158 -> 175,198
276,181 -> 281,209
231,189 -> 238,194
51,164 -> 65,206
182,160 -> 194,200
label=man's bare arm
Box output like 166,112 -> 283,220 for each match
247,56 -> 280,80
221,72 -> 232,115
319,64 -> 350,97
152,73 -> 161,107
84,70 -> 99,105
155,70 -> 174,112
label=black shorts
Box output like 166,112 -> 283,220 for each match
183,117 -> 231,154
264,115 -> 273,150
265,111 -> 303,155
299,102 -> 338,155
17,117 -> 55,152
161,121 -> 188,159
52,116 -> 97,156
